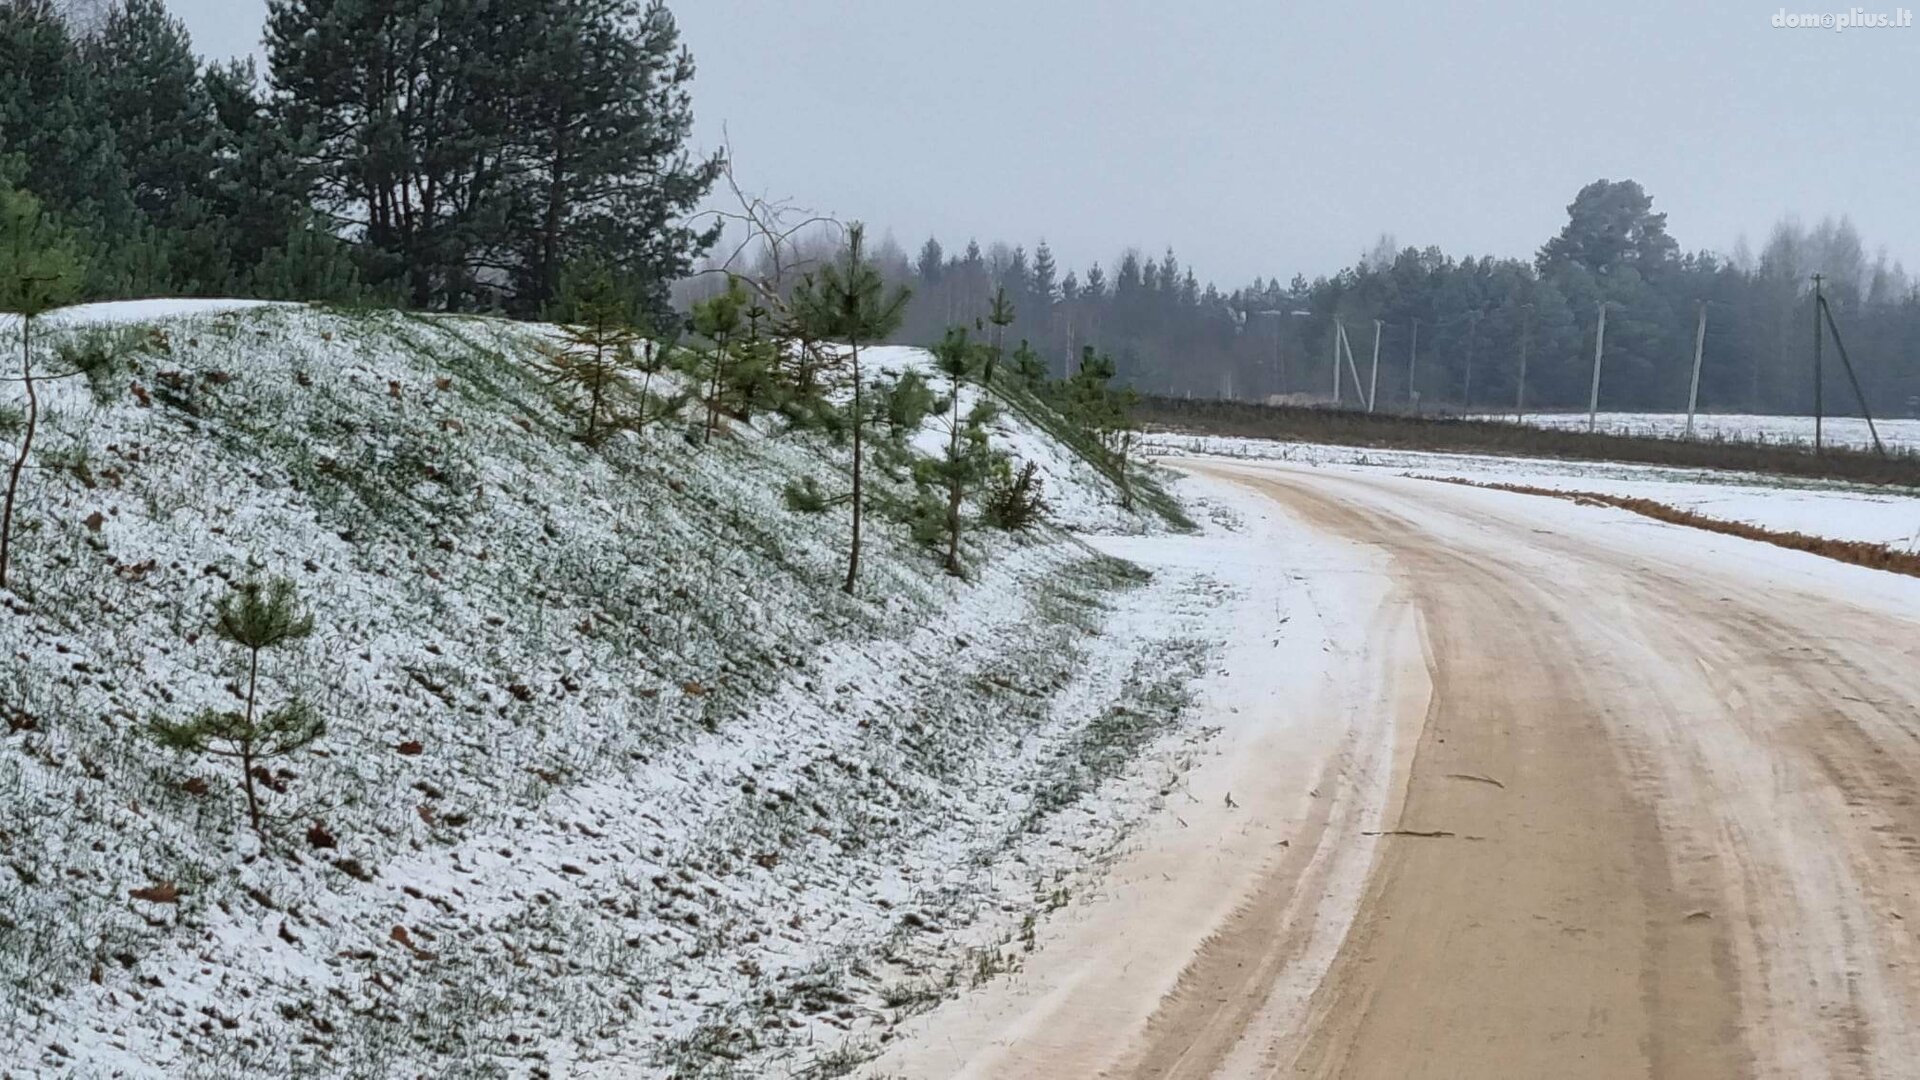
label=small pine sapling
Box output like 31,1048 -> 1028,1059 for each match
923,326 -> 999,575
539,264 -> 641,445
1061,345 -> 1140,510
690,277 -> 746,443
1011,339 -> 1047,387
726,299 -> 782,419
985,286 -> 1015,385
630,329 -> 684,438
880,368 -> 936,443
983,460 -> 1051,531
152,578 -> 321,838
789,224 -> 911,594
0,186 -> 84,591
862,370 -> 938,487
775,310 -> 831,399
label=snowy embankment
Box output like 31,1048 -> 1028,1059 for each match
1480,410 -> 1920,455
1147,432 -> 1920,553
0,302 -> 1216,1077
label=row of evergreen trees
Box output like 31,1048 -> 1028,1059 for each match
0,0 -> 719,322
872,181 -> 1920,418
540,226 -> 1127,598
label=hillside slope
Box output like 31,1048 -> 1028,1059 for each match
0,303 -> 1209,1077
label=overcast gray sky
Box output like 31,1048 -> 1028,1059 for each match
178,0 -> 1920,287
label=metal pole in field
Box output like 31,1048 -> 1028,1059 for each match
1368,319 -> 1383,413
1587,301 -> 1609,433
1408,318 -> 1421,413
1812,274 -> 1825,454
1685,300 -> 1707,438
1272,315 -> 1283,395
1515,304 -> 1532,419
1331,317 -> 1343,403
1463,312 -> 1480,409
1341,321 -> 1366,403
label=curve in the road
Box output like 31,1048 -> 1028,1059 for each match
870,462 -> 1920,1080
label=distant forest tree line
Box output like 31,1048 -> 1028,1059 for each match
7,0 -> 1917,419
0,0 -> 719,324
696,180 -> 1920,419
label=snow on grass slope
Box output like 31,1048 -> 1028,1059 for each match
1148,432 -> 1920,552
870,346 -> 1186,534
0,304 -> 1207,1077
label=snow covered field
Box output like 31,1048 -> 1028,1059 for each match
1146,432 -> 1920,552
1486,411 -> 1920,454
0,303 -> 1214,1077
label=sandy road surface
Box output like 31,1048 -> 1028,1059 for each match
869,461 -> 1920,1079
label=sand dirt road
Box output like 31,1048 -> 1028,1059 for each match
868,462 -> 1920,1080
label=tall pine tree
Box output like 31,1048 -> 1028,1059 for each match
87,0 -> 217,230
509,0 -> 722,322
266,0 -> 535,307
0,0 -> 130,233
267,0 -> 718,314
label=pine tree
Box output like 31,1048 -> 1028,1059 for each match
727,298 -> 781,419
1083,263 -> 1106,300
1011,339 -> 1046,385
266,0 -> 533,307
690,275 -> 745,443
246,217 -> 363,302
540,261 -> 642,445
1061,345 -> 1139,510
77,0 -> 237,296
0,184 -> 84,591
916,237 -> 944,283
87,0 -> 218,232
981,459 -> 1048,531
789,223 -> 910,594
266,0 -> 719,313
508,0 -> 722,320
0,1 -> 131,237
204,57 -> 350,297
923,326 -> 998,576
151,577 -> 322,838
879,367 -> 935,442
1030,240 -> 1058,309
959,239 -> 986,312
985,286 -> 1015,385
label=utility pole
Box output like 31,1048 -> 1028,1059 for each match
1515,304 -> 1532,419
1331,317 -> 1343,403
1367,319 -> 1383,413
1408,318 -> 1420,413
1338,321 -> 1365,403
1812,274 -> 1825,454
1684,300 -> 1707,438
1272,315 -> 1283,397
1816,290 -> 1889,458
1463,312 -> 1480,410
1587,300 -> 1609,433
